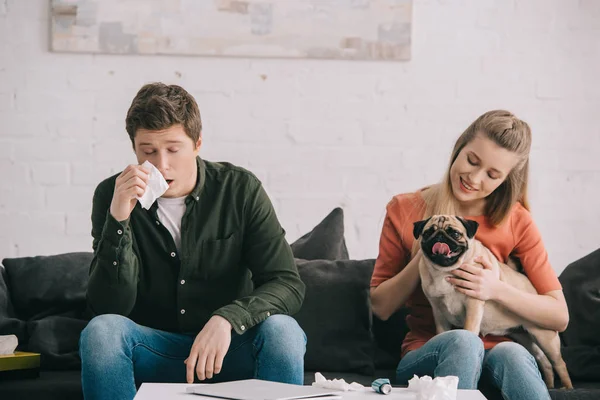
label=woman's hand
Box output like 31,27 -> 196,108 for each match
446,256 -> 501,301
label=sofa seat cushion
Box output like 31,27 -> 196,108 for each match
0,370 -> 83,400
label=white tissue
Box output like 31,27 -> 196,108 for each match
0,334 -> 18,355
408,375 -> 459,400
312,372 -> 366,392
136,161 -> 169,209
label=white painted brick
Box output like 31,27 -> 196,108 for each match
287,120 -> 363,146
0,186 -> 45,211
92,138 -> 136,166
47,118 -> 95,139
267,169 -> 345,195
31,162 -> 70,186
0,139 -> 13,160
343,170 -> 386,194
92,117 -> 130,141
94,88 -> 140,116
13,139 -> 93,162
23,67 -> 69,92
19,212 -> 66,237
70,163 -> 116,187
362,120 -> 418,146
199,142 -> 252,168
0,114 -> 49,138
210,117 -> 288,144
66,212 -> 91,236
0,92 -> 11,111
45,186 -> 95,213
15,90 -> 95,116
0,159 -> 29,184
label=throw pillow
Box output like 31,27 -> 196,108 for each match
0,266 -> 27,344
27,315 -> 88,370
559,247 -> 600,347
294,258 -> 375,375
2,252 -> 93,321
291,208 -> 349,261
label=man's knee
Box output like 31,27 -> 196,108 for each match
256,315 -> 306,357
80,314 -> 132,354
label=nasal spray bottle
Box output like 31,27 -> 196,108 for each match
371,378 -> 392,395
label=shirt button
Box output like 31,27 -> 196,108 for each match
266,312 -> 270,317
171,252 -> 176,257
180,279 -> 185,285
195,196 -> 199,201
240,325 -> 245,331
117,229 -> 123,235
155,221 -> 160,225
113,261 -> 117,266
180,309 -> 185,314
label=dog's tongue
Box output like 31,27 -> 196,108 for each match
432,242 -> 451,255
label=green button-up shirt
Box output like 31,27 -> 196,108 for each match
87,157 -> 305,335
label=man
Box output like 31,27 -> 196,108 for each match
80,83 -> 306,400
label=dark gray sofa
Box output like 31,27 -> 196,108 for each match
1,209 -> 599,400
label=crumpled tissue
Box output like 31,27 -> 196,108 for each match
136,160 -> 169,209
408,375 -> 459,400
311,372 -> 366,392
0,334 -> 18,355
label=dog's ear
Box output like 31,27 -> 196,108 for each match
457,217 -> 479,238
413,218 -> 431,239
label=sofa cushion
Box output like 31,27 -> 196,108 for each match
291,208 -> 349,261
294,258 -> 374,375
372,309 -> 409,369
0,266 -> 27,344
2,252 -> 93,321
27,315 -> 89,370
559,248 -> 600,347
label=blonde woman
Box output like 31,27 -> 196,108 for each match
370,110 -> 568,400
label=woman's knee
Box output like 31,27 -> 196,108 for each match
437,329 -> 484,357
486,341 -> 536,369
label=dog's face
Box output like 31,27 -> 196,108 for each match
413,215 -> 479,268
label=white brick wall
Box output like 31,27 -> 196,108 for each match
1,0 -> 599,274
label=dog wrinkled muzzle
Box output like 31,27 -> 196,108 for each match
422,230 -> 466,265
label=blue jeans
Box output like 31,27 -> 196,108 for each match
395,330 -> 550,400
79,314 -> 306,400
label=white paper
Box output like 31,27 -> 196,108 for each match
136,160 -> 169,209
408,375 -> 459,400
311,372 -> 366,392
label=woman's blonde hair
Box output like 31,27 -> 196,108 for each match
420,109 -> 532,227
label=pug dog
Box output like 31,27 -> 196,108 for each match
413,215 -> 572,389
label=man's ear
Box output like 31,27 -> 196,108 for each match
413,218 -> 431,240
194,137 -> 202,153
457,217 -> 479,238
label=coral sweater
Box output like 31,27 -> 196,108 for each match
370,191 -> 562,357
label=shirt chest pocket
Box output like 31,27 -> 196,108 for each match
192,233 -> 242,280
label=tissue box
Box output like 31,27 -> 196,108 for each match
0,352 -> 40,380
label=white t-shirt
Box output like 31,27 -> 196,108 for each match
156,196 -> 187,253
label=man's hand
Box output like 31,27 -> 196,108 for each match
185,315 -> 232,383
110,165 -> 149,222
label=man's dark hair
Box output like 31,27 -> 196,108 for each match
125,83 -> 202,146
